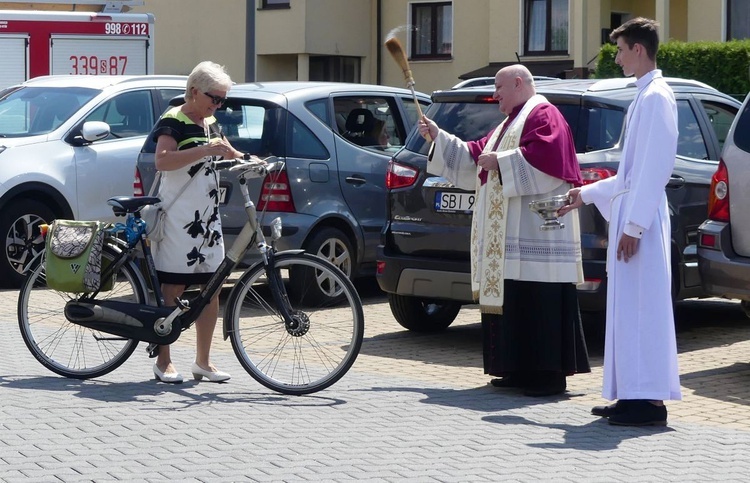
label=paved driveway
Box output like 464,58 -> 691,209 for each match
1,279 -> 750,481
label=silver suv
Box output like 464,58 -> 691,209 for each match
136,81 -> 430,299
697,92 -> 750,317
0,75 -> 187,287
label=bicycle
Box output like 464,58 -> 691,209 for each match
17,157 -> 364,395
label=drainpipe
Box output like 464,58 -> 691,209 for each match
377,0 -> 382,85
246,0 -> 256,82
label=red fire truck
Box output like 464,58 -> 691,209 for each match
0,8 -> 154,88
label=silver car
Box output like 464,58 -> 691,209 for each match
0,75 -> 187,287
697,91 -> 750,317
135,81 -> 430,299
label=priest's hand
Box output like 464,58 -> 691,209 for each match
477,152 -> 499,172
418,116 -> 438,141
557,188 -> 582,216
617,233 -> 639,262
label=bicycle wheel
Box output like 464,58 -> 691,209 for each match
17,244 -> 146,379
225,252 -> 364,395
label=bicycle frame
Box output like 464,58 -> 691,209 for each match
67,160 -> 294,346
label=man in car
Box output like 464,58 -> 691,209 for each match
559,18 -> 682,425
418,64 -> 590,397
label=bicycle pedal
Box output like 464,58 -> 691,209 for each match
146,343 -> 160,358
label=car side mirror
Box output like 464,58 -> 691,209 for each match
82,121 -> 111,142
70,121 -> 111,146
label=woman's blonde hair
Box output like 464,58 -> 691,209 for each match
185,61 -> 233,101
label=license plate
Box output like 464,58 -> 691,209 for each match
219,187 -> 228,204
434,192 -> 475,213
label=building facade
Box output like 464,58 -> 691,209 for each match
4,1 -> 747,93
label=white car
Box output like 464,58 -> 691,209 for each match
0,75 -> 187,287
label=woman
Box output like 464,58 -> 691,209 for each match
151,61 -> 243,383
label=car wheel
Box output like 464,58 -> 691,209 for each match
288,227 -> 354,304
304,227 -> 354,278
388,293 -> 461,332
0,199 -> 56,288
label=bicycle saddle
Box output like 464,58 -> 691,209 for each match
107,196 -> 161,215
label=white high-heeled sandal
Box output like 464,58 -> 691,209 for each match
191,362 -> 231,382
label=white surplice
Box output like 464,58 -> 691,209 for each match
580,70 -> 682,401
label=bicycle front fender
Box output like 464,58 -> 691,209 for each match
221,249 -> 307,340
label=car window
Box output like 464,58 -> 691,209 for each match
407,100 -> 503,155
306,98 -> 329,124
215,103 -> 288,157
700,100 -> 737,153
565,104 -> 624,153
733,100 -> 750,153
0,86 -> 98,136
333,96 -> 407,153
288,114 -> 329,159
157,88 -> 185,113
401,97 -> 431,126
85,90 -> 154,139
676,100 -> 709,160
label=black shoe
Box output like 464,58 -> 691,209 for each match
523,373 -> 566,397
490,376 -> 526,388
608,400 -> 667,426
591,400 -> 631,418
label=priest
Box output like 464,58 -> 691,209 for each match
418,64 -> 590,397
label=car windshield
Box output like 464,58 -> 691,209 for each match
406,99 -> 503,155
0,86 -> 99,137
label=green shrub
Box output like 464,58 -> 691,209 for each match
593,40 -> 750,98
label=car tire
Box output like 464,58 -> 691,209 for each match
0,199 -> 56,288
388,293 -> 461,332
288,227 -> 354,304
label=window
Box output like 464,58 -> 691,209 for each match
524,0 -> 569,55
309,56 -> 360,83
676,101 -> 708,160
333,96 -> 407,153
401,97 -> 432,126
727,0 -> 750,40
410,2 -> 452,60
85,90 -> 154,139
700,100 -> 738,154
261,0 -> 289,9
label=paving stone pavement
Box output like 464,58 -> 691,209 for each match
2,279 -> 750,482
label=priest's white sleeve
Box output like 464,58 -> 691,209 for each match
426,130 -> 478,191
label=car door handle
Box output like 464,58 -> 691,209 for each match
667,175 -> 685,189
345,175 -> 367,185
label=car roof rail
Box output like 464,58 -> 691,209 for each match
585,76 -> 717,93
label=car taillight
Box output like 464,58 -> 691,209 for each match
134,167 -> 145,196
707,159 -> 730,222
258,169 -> 295,212
580,167 -> 617,185
386,160 -> 418,189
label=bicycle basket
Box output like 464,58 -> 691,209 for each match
45,220 -> 109,293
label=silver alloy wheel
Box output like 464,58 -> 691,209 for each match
6,213 -> 47,276
315,237 -> 352,277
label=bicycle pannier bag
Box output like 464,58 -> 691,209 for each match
141,204 -> 167,243
45,220 -> 106,293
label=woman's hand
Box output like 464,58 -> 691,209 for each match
205,138 -> 236,158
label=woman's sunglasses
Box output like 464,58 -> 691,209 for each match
203,91 -> 227,105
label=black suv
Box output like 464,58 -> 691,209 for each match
376,77 -> 741,332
